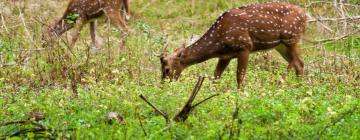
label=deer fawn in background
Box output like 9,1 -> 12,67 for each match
43,0 -> 130,49
160,2 -> 307,89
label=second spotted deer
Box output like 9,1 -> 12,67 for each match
160,2 -> 307,89
43,0 -> 130,49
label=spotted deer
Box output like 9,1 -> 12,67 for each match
160,2 -> 307,89
43,0 -> 130,48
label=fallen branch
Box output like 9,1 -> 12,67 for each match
140,76 -> 219,123
304,29 -> 360,44
305,1 -> 360,8
307,16 -> 360,23
0,111 -> 45,127
0,120 -> 27,126
140,94 -> 170,123
9,127 -> 76,137
172,77 -> 204,122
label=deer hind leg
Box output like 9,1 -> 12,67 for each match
276,44 -> 304,76
214,58 -> 231,79
236,50 -> 250,89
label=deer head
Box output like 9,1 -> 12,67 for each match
160,44 -> 187,81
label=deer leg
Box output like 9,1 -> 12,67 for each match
122,0 -> 131,21
214,58 -> 231,79
104,8 -> 128,33
68,18 -> 85,48
276,44 -> 304,76
89,21 -> 97,48
236,51 -> 250,89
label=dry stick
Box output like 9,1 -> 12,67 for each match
139,0 -> 158,13
314,29 -> 360,43
172,77 -> 204,122
139,94 -> 170,123
135,108 -> 148,136
315,21 -> 335,33
192,93 -> 220,108
10,127 -> 46,137
307,16 -> 360,23
304,29 -> 360,44
0,120 -> 27,126
9,127 -> 76,137
18,6 -> 32,43
1,14 -> 9,34
305,1 -> 360,8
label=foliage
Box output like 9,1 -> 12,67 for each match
0,0 -> 359,139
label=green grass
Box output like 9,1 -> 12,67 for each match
0,0 -> 359,139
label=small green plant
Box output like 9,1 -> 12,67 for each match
66,13 -> 80,24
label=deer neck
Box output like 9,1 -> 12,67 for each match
180,37 -> 220,67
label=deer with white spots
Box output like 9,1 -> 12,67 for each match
43,0 -> 130,48
160,2 -> 307,89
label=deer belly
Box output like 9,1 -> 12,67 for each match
253,40 -> 281,51
250,31 -> 282,51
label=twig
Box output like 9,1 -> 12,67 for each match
304,29 -> 360,44
192,93 -> 220,108
315,21 -> 335,33
135,108 -> 147,136
139,0 -> 158,13
307,16 -> 360,23
0,120 -> 27,126
10,127 -> 47,137
139,94 -> 170,123
305,1 -> 360,8
13,48 -> 47,52
18,6 -> 33,43
9,127 -> 76,137
1,14 -> 9,34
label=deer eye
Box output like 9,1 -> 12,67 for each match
165,68 -> 170,74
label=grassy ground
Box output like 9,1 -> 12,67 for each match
0,0 -> 359,139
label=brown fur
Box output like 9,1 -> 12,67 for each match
43,0 -> 130,48
160,2 -> 307,88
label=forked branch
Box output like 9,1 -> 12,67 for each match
140,76 -> 219,123
139,94 -> 170,123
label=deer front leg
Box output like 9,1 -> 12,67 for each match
236,51 -> 249,89
68,18 -> 85,49
214,58 -> 231,79
104,8 -> 129,33
276,43 -> 304,76
122,0 -> 131,21
90,21 -> 96,48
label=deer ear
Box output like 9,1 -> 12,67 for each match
176,51 -> 182,58
181,42 -> 186,48
160,53 -> 165,62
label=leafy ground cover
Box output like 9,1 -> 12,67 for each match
0,0 -> 359,139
